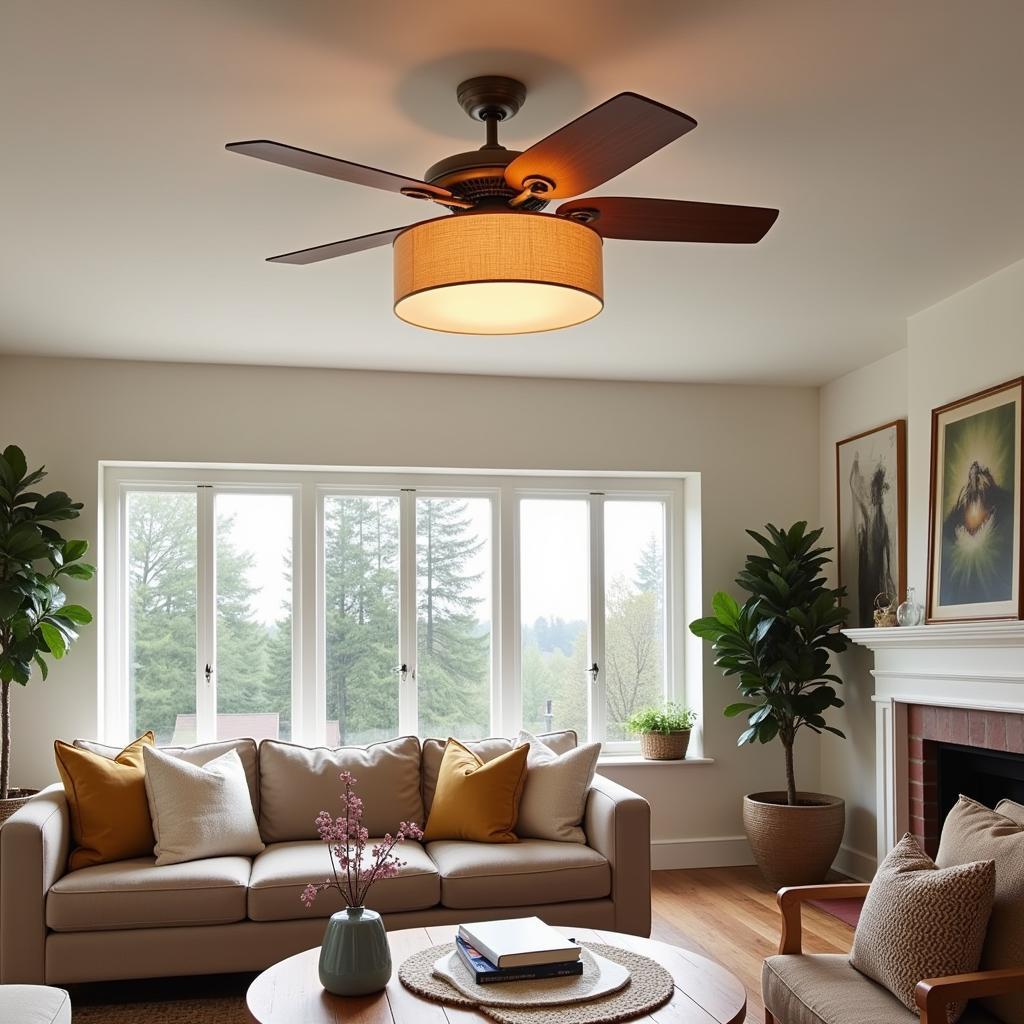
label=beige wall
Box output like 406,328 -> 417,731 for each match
817,349 -> 908,879
0,355 -> 820,866
816,255 -> 1024,877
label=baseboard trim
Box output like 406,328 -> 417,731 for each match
651,835 -> 754,870
834,843 -> 876,881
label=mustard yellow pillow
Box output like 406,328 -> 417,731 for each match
423,738 -> 528,843
54,732 -> 156,870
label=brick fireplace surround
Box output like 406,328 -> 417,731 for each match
907,703 -> 1024,854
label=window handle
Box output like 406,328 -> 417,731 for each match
395,663 -> 415,682
204,663 -> 213,683
586,662 -> 600,683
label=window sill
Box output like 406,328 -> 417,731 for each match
597,755 -> 715,768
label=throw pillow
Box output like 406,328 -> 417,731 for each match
258,736 -> 423,843
850,833 -> 995,1023
515,730 -> 600,843
142,746 -> 265,866
54,732 -> 156,871
423,738 -> 529,843
996,798 -> 1024,826
937,796 -> 1024,1024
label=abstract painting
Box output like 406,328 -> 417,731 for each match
836,420 -> 907,628
928,377 -> 1023,622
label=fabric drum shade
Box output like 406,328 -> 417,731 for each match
393,211 -> 603,335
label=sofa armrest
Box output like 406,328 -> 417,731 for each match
584,774 -> 651,936
916,967 -> 1024,1024
0,784 -> 70,983
776,883 -> 870,954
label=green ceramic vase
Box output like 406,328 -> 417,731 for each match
318,906 -> 392,996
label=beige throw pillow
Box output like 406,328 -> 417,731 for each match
937,796 -> 1024,1024
143,746 -> 265,866
996,798 -> 1024,826
850,833 -> 995,1023
515,730 -> 600,843
258,736 -> 423,842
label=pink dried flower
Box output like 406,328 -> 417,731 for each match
301,771 -> 422,910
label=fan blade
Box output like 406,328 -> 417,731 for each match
226,140 -> 454,200
557,197 -> 779,243
267,219 -> 443,265
505,93 -> 697,200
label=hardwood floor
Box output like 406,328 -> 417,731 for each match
650,867 -> 856,1024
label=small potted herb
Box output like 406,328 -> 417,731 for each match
627,702 -> 697,760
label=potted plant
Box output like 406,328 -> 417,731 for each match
627,702 -> 697,760
689,521 -> 850,888
0,445 -> 95,821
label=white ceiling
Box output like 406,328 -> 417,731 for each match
2,1 -> 1023,385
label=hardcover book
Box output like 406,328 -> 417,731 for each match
455,936 -> 584,985
457,916 -> 581,969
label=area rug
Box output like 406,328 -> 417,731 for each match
66,973 -> 251,1023
807,897 -> 864,928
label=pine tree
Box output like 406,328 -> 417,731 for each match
416,499 -> 489,737
634,533 -> 664,596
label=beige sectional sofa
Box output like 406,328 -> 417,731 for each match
0,732 -> 651,985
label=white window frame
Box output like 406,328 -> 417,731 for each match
102,464 -> 698,754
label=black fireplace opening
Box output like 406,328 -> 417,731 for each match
937,742 -> 1024,828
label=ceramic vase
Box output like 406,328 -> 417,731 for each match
318,906 -> 392,996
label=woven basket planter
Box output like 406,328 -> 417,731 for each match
0,789 -> 38,828
639,730 -> 690,761
743,791 -> 845,889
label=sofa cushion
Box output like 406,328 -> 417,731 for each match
75,737 -> 259,816
996,799 -> 1024,825
515,730 -> 600,843
422,731 -> 577,813
762,954 -> 999,1024
850,833 -> 995,1022
423,740 -> 529,844
258,736 -> 423,843
248,840 -> 439,921
426,837 -> 610,909
55,733 -> 156,871
46,855 -> 250,932
937,796 -> 1024,1024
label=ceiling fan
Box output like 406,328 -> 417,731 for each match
227,76 -> 778,335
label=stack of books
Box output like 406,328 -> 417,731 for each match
455,916 -> 583,986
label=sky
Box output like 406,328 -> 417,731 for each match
216,493 -> 664,629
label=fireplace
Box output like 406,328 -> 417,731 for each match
907,703 -> 1024,855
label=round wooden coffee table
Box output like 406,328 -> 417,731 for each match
246,924 -> 746,1024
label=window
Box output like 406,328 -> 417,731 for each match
105,468 -> 692,753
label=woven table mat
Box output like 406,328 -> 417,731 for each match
398,942 -> 675,1024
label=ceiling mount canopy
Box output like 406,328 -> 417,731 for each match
227,75 -> 778,335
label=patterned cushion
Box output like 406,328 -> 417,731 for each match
850,833 -> 995,1023
937,797 -> 1024,1024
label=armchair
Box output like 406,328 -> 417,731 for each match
764,884 -> 1024,1024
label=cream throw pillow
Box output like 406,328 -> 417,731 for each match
515,730 -> 601,843
142,746 -> 265,866
850,833 -> 995,1023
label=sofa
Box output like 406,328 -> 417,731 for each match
0,731 -> 651,985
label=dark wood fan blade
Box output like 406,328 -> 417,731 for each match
504,93 -> 697,200
267,219 -> 444,265
557,197 -> 779,243
226,140 -> 454,199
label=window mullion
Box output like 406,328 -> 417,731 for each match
498,487 -> 518,737
587,492 -> 606,743
195,485 -> 217,745
398,489 -> 418,735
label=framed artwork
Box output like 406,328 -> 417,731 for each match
927,377 -> 1024,623
836,420 -> 907,628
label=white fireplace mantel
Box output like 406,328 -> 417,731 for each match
843,620 -> 1024,866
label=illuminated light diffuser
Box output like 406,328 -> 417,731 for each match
393,211 -> 603,335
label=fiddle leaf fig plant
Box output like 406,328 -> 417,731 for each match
0,446 -> 95,799
689,522 -> 850,806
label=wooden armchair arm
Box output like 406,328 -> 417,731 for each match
776,883 -> 871,954
916,967 -> 1024,1024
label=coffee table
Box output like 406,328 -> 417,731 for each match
246,924 -> 746,1024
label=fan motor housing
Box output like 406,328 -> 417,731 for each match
424,148 -> 549,211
